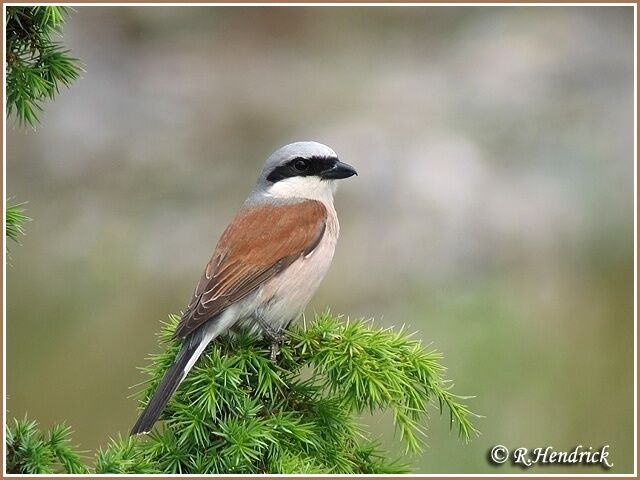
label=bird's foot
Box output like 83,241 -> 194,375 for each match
267,330 -> 285,362
254,315 -> 285,361
270,340 -> 281,362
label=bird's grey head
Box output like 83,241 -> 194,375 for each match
250,141 -> 357,204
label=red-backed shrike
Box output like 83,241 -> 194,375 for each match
131,141 -> 357,435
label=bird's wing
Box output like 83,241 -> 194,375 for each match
173,199 -> 327,339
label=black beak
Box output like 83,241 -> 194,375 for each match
321,160 -> 358,180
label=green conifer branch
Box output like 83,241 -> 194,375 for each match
5,202 -> 29,244
94,436 -> 157,474
133,312 -> 478,473
6,6 -> 82,127
5,202 -> 30,263
6,417 -> 86,474
6,312 -> 478,474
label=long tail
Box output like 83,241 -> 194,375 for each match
131,331 -> 209,435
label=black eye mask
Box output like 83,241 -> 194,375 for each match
267,156 -> 338,183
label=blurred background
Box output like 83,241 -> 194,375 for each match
6,6 -> 634,474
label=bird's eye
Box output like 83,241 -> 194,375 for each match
293,158 -> 309,171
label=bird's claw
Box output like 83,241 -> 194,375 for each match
270,341 -> 281,362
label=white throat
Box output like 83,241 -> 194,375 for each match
265,176 -> 337,205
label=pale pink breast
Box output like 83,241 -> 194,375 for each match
255,204 -> 339,330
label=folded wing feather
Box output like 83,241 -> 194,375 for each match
174,200 -> 327,339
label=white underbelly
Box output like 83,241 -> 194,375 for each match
234,206 -> 338,334
258,230 -> 337,329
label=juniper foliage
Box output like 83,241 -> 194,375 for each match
5,201 -> 30,263
6,312 -> 477,474
5,202 -> 29,244
6,417 -> 86,474
137,312 -> 478,473
5,6 -> 80,250
6,6 -> 82,126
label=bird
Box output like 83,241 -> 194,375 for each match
131,141 -> 357,435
